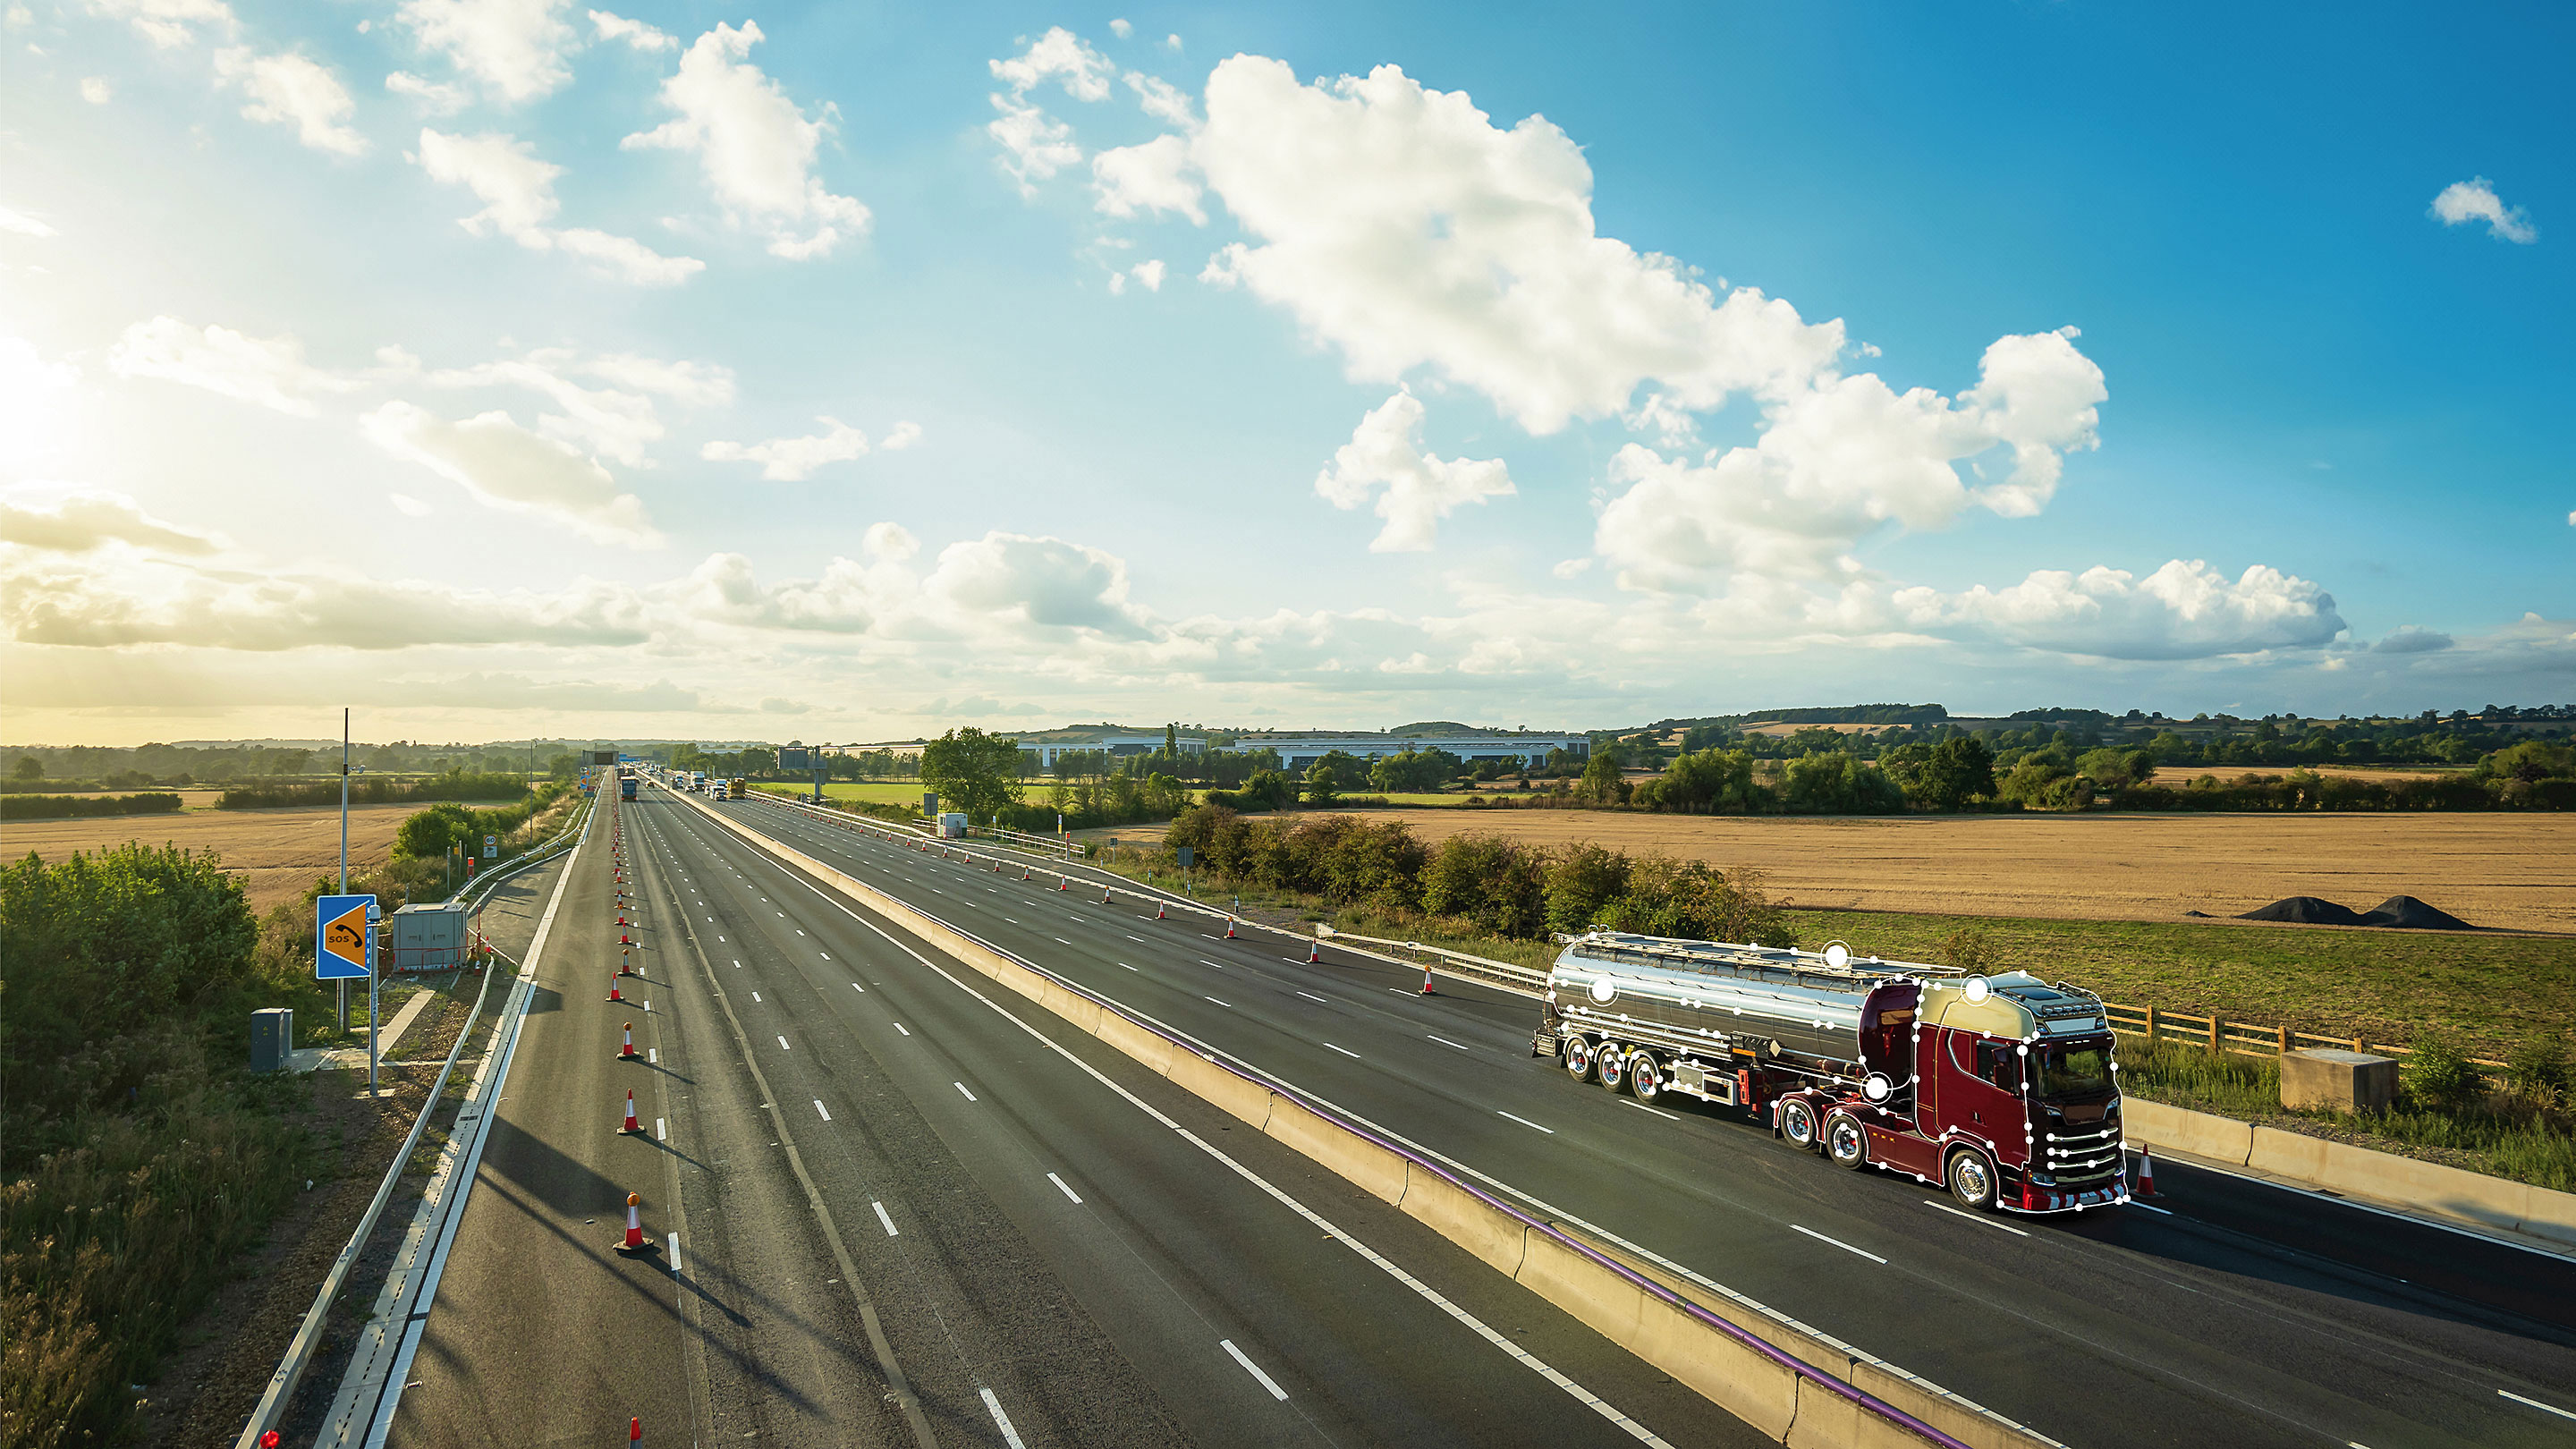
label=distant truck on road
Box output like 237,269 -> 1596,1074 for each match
711,779 -> 730,801
1534,932 -> 2126,1214
619,769 -> 637,801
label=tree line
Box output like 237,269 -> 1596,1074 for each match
1158,805 -> 1792,945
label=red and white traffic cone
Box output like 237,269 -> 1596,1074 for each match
1308,939 -> 1322,963
1156,901 -> 1166,919
620,1022 -> 639,1059
1102,887 -> 1113,904
1022,867 -> 1030,880
608,977 -> 624,1003
1058,877 -> 1069,891
1224,919 -> 1238,939
616,1191 -> 648,1252
1420,964 -> 1436,996
2133,1145 -> 2160,1199
621,1089 -> 641,1133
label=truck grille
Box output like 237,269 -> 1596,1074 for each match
2041,1122 -> 2123,1181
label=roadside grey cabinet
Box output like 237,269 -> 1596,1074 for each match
251,1007 -> 294,1072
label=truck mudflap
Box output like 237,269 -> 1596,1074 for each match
1530,1029 -> 1558,1058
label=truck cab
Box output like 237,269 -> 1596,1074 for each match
1827,973 -> 2123,1212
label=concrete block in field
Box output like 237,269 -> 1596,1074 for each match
2281,1047 -> 2397,1114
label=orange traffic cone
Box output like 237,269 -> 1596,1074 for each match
2134,1145 -> 2160,1199
1308,939 -> 1322,963
630,1418 -> 642,1442
1058,877 -> 1068,891
1022,867 -> 1030,880
1156,901 -> 1166,919
1102,887 -> 1113,904
621,1090 -> 640,1133
616,1191 -> 648,1252
1224,919 -> 1238,939
619,1022 -> 638,1059
1420,965 -> 1436,996
608,977 -> 624,1003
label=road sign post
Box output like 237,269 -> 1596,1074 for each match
317,892 -> 377,1090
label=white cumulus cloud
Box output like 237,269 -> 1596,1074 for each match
0,208 -> 55,237
589,8 -> 672,50
701,417 -> 871,480
0,491 -> 222,554
386,69 -> 470,113
988,97 -> 1080,196
362,399 -> 662,546
87,0 -> 234,48
417,128 -> 703,284
1313,389 -> 1515,552
215,47 -> 367,156
990,26 -> 1112,102
1091,133 -> 1203,223
622,21 -> 869,259
80,77 -> 112,103
1592,327 -> 2106,590
395,0 -> 576,105
1192,57 -> 1849,434
107,315 -> 360,415
2430,176 -> 2538,244
1893,560 -> 2346,660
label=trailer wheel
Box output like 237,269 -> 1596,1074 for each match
1945,1148 -> 1998,1210
1824,1111 -> 1868,1171
1777,1095 -> 1821,1152
1563,1036 -> 1596,1082
1597,1045 -> 1628,1093
1627,1050 -> 1663,1103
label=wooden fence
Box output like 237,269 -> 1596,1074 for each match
2104,1002 -> 2508,1069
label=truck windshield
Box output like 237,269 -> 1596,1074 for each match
2041,1045 -> 2114,1099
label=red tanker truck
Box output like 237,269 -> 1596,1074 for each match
1532,931 -> 2128,1214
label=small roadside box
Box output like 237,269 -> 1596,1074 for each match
939,812 -> 970,839
389,902 -> 470,973
251,1007 -> 293,1072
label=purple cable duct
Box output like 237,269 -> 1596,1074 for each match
786,812 -> 1984,1449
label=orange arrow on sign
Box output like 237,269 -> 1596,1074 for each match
322,902 -> 368,972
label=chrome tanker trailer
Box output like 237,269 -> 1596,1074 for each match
1532,931 -> 2127,1213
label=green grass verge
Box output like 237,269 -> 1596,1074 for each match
1777,908 -> 2576,1060
749,781 -> 930,808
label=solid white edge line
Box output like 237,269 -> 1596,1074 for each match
1496,1110 -> 1555,1134
815,1099 -> 832,1122
728,832 -> 1675,1448
1219,1339 -> 1290,1402
980,1387 -> 1028,1449
1792,1224 -> 1888,1264
1325,1043 -> 1361,1059
872,1201 -> 898,1236
2501,1388 -> 2576,1420
1048,1172 -> 1083,1205
1926,1200 -> 2030,1236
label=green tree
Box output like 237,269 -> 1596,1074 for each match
1303,761 -> 1342,807
919,727 -> 1025,819
1657,747 -> 1758,813
1239,768 -> 1296,811
1906,736 -> 1996,811
12,755 -> 40,781
1578,752 -> 1628,805
1544,843 -> 1631,934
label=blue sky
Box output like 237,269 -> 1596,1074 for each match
2,1 -> 2567,744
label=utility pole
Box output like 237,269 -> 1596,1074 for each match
339,708 -> 349,1038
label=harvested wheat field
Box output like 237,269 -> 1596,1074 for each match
2,802 -> 422,913
1342,810 -> 2573,934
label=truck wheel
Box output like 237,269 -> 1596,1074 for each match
1777,1096 -> 1820,1152
1627,1050 -> 1663,1103
1597,1046 -> 1627,1092
1824,1111 -> 1868,1170
1563,1037 -> 1595,1082
1946,1148 -> 1998,1210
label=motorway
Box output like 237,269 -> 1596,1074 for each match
390,787 -> 1767,1448
678,788 -> 2576,1449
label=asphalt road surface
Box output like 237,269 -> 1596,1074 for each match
675,788 -> 2576,1449
390,788 -> 1767,1449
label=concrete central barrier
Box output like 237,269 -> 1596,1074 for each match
672,790 -> 2046,1449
